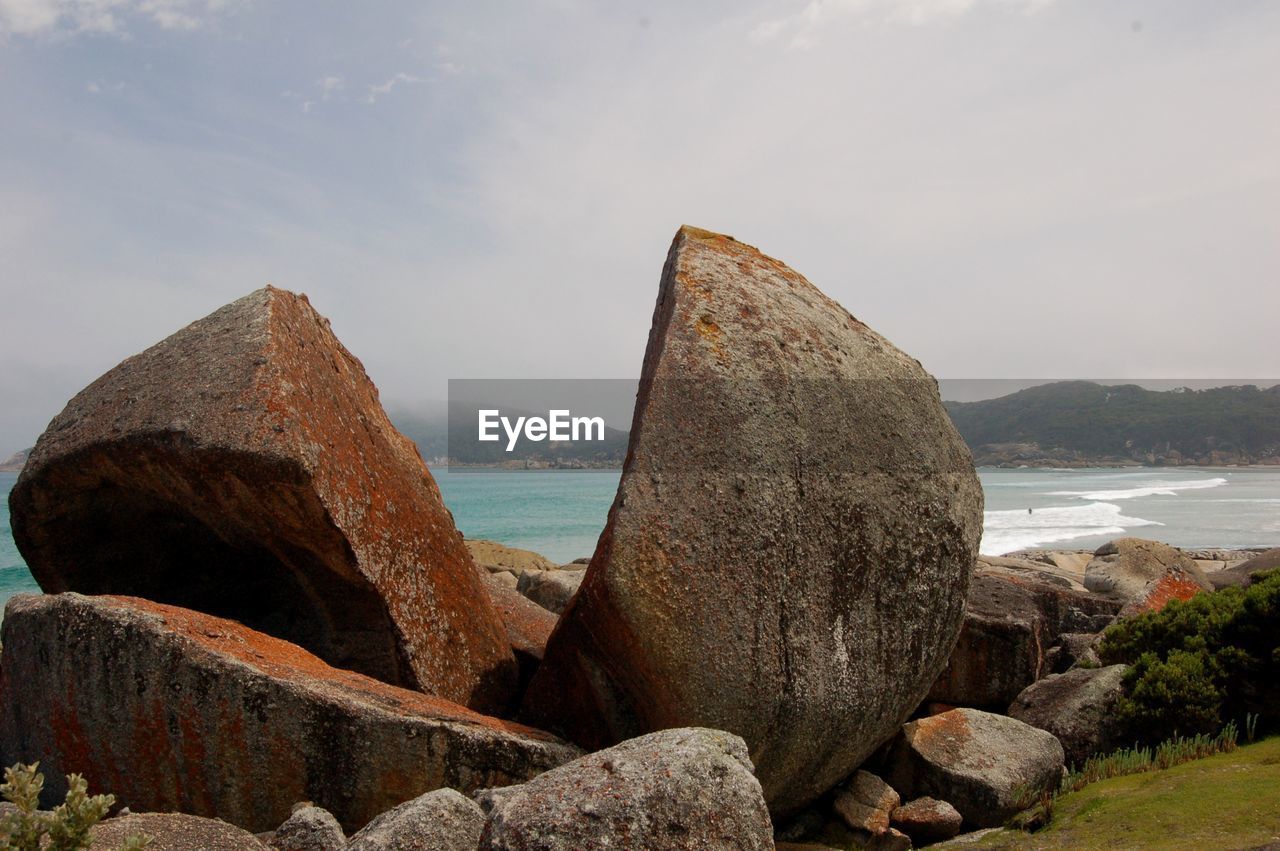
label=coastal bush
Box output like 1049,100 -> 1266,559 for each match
0,763 -> 149,850
1099,569 -> 1280,744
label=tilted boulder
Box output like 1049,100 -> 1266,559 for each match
522,226 -> 982,817
928,571 -> 1121,709
1084,538 -> 1211,606
8,287 -> 516,709
476,728 -> 773,850
0,594 -> 581,833
1008,664 -> 1128,768
883,708 -> 1064,828
347,789 -> 484,851
92,812 -> 270,851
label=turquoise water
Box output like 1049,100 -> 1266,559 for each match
3,466 -> 1279,617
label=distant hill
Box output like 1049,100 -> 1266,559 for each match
390,404 -> 629,468
945,381 -> 1280,467
0,448 -> 31,472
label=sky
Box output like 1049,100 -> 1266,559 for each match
1,0 -> 1277,453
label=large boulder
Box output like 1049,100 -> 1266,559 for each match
928,571 -> 1121,709
476,728 -> 773,850
0,593 -> 581,833
1084,538 -> 1211,606
1008,664 -> 1128,767
92,812 -> 269,850
883,708 -> 1064,828
522,226 -> 982,817
347,789 -> 484,851
7,287 -> 516,710
1207,547 -> 1280,590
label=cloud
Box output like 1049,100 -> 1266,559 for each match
365,71 -> 424,103
318,74 -> 344,100
751,0 -> 1057,47
0,0 -> 243,36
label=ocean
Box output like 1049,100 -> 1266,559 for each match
3,466 -> 1278,616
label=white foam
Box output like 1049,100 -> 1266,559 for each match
1047,477 -> 1227,501
980,502 -> 1162,556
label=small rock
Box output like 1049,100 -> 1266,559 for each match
271,805 -> 345,851
891,797 -> 962,845
478,727 -> 773,850
833,770 -> 899,834
92,812 -> 269,850
1046,633 -> 1102,674
347,789 -> 483,851
516,569 -> 584,615
884,708 -> 1064,828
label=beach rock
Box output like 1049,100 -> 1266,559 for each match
7,287 -> 516,709
1045,632 -> 1102,674
270,805 -> 346,851
522,226 -> 982,817
891,797 -> 963,845
480,572 -> 558,687
91,812 -> 269,850
832,770 -> 899,835
927,572 -> 1120,709
1117,568 -> 1210,618
477,727 -> 773,850
1208,547 -> 1280,590
347,789 -> 484,851
883,708 -> 1064,828
515,569 -> 584,615
1008,665 -> 1127,767
467,540 -> 560,574
1084,538 -> 1211,606
0,593 -> 581,833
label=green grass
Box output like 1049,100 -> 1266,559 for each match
957,736 -> 1280,849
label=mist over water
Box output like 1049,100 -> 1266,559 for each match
3,467 -> 1279,617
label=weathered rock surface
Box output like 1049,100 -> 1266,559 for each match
891,796 -> 963,845
1045,632 -> 1102,674
1118,569 -> 1209,618
8,287 -> 516,708
347,789 -> 484,851
0,593 -> 581,833
832,770 -> 899,835
515,568 -> 584,615
884,708 -> 1064,828
1084,538 -> 1212,606
1207,547 -> 1280,590
270,805 -> 346,851
480,572 -> 557,688
1008,664 -> 1128,767
92,812 -> 269,850
523,226 -> 982,817
467,539 -> 560,574
477,728 -> 773,850
928,572 -> 1120,709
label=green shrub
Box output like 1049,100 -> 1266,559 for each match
0,763 -> 149,851
1099,568 -> 1280,744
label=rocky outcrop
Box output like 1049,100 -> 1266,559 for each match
883,708 -> 1064,828
523,226 -> 982,817
928,572 -> 1121,709
476,728 -> 773,850
0,593 -> 581,833
1208,547 -> 1280,590
515,568 -> 584,615
467,540 -> 560,574
8,287 -> 516,709
92,812 -> 269,850
891,797 -> 963,845
1008,665 -> 1128,767
1084,538 -> 1211,606
0,448 -> 29,473
270,805 -> 346,851
347,789 -> 484,851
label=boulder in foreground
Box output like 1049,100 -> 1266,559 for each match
477,727 -> 773,850
269,804 -> 346,851
92,812 -> 269,851
347,789 -> 484,851
884,708 -> 1064,828
1008,664 -> 1128,768
523,226 -> 982,817
0,593 -> 581,833
8,286 -> 516,709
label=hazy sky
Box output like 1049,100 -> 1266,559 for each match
2,0 -> 1277,453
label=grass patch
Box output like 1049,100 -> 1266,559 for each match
958,736 -> 1280,850
1060,721 -> 1240,793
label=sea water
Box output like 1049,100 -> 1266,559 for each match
3,466 -> 1279,616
